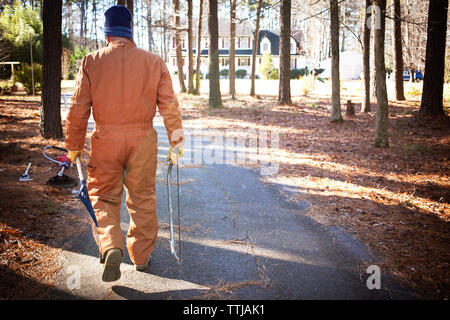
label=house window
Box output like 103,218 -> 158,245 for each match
248,37 -> 251,48
182,40 -> 185,49
173,58 -> 176,66
239,57 -> 250,66
237,38 -> 240,48
173,37 -> 176,49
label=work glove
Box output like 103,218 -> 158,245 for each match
167,145 -> 183,165
67,150 -> 81,165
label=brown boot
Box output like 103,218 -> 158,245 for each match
102,248 -> 122,282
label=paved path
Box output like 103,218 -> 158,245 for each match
54,96 -> 414,300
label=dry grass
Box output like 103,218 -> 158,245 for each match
0,96 -> 90,299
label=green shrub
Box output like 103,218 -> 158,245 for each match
236,69 -> 247,79
16,63 -> 42,94
259,53 -> 277,80
268,68 -> 278,80
290,68 -> 310,79
314,68 -> 325,76
16,64 -> 41,94
220,69 -> 229,77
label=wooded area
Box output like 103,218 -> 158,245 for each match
0,0 -> 447,142
0,0 -> 449,300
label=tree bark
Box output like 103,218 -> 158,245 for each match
330,0 -> 342,122
173,0 -> 186,92
370,13 -> 377,99
40,0 -> 63,139
419,0 -> 448,115
250,0 -> 263,97
146,0 -> 153,52
392,0 -> 405,101
361,0 -> 371,112
373,0 -> 389,147
127,0 -> 134,17
278,0 -> 292,105
187,0 -> 195,94
195,0 -> 204,95
208,0 -> 222,107
229,0 -> 236,99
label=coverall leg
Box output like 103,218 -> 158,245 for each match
87,124 -> 158,266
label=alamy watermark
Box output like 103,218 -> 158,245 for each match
366,265 -> 381,290
171,127 -> 280,176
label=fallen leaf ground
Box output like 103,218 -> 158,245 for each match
178,92 -> 450,299
0,90 -> 449,299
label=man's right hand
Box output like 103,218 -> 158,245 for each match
67,151 -> 81,165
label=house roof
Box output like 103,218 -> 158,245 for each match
187,17 -> 254,37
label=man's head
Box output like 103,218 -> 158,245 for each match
104,5 -> 133,41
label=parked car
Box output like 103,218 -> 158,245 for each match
403,70 -> 423,81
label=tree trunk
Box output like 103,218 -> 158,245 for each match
79,0 -> 85,48
361,0 -> 371,112
278,0 -> 292,105
146,0 -> 153,52
229,0 -> 236,99
208,0 -> 222,107
126,0 -> 134,17
330,0 -> 342,122
373,0 -> 389,148
419,0 -> 448,115
250,0 -> 263,97
195,0 -> 204,95
40,0 -> 63,139
370,14 -> 377,99
187,0 -> 195,94
392,0 -> 405,101
173,0 -> 186,92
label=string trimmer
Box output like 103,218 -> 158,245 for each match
43,145 -> 98,227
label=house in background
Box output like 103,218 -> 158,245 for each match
167,18 -> 309,79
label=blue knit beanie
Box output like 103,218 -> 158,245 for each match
104,5 -> 133,39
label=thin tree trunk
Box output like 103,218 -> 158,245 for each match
208,0 -> 222,107
229,0 -> 236,99
187,0 -> 195,94
278,0 -> 292,105
147,0 -> 153,52
361,0 -> 371,112
373,0 -> 389,147
127,0 -> 134,17
392,0 -> 405,101
250,0 -> 263,97
40,0 -> 63,139
419,0 -> 448,115
370,13 -> 377,99
195,0 -> 204,95
174,0 -> 186,92
79,0 -> 85,48
330,0 -> 342,122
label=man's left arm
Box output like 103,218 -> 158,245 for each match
65,56 -> 92,154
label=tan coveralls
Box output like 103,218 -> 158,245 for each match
65,38 -> 183,265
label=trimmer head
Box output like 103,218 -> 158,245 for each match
46,174 -> 78,188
